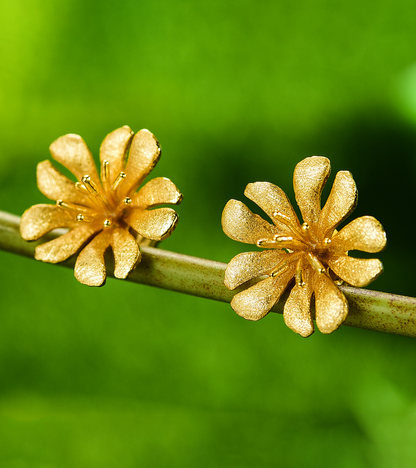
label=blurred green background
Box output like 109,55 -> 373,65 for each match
1,0 -> 416,467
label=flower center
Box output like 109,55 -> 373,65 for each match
56,160 -> 133,229
257,211 -> 334,285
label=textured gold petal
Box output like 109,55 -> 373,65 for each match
131,177 -> 183,209
330,216 -> 387,253
224,249 -> 287,290
34,223 -> 102,263
283,268 -> 314,337
111,228 -> 141,279
328,255 -> 383,287
50,134 -> 101,187
293,156 -> 330,228
125,207 -> 178,241
100,125 -> 134,185
222,199 -> 276,245
244,182 -> 301,234
230,265 -> 295,321
37,160 -> 90,205
317,171 -> 357,238
121,129 -> 161,198
20,204 -> 76,241
314,273 -> 348,334
74,230 -> 112,286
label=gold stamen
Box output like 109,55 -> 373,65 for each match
111,172 -> 126,193
82,175 -> 110,209
307,252 -> 326,274
82,175 -> 99,195
257,238 -> 272,247
273,211 -> 291,223
324,238 -> 331,244
75,181 -> 89,196
274,235 -> 294,243
270,261 -> 289,277
275,235 -> 309,249
302,223 -> 309,231
56,200 -> 93,213
101,160 -> 116,204
103,219 -> 112,228
116,197 -> 133,212
76,214 -> 93,222
273,211 -> 303,237
295,257 -> 305,287
257,237 -> 282,248
101,160 -> 110,183
258,235 -> 307,250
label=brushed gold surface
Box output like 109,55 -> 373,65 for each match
125,207 -> 178,241
244,181 -> 300,235
230,266 -> 296,321
111,227 -> 141,279
131,177 -> 183,209
20,204 -> 77,240
121,129 -> 161,198
222,156 -> 386,336
20,126 -> 182,286
330,216 -> 387,253
293,156 -> 330,231
224,249 -> 286,290
283,268 -> 314,337
314,272 -> 349,334
50,134 -> 101,188
37,160 -> 89,205
221,199 -> 276,244
99,125 -> 134,185
317,170 -> 357,237
74,229 -> 113,286
328,256 -> 383,287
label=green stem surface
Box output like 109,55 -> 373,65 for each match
1,210 -> 415,338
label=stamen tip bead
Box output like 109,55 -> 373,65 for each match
302,223 -> 309,231
103,219 -> 112,228
77,214 -> 85,221
124,197 -> 132,205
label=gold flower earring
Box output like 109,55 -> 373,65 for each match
221,156 -> 386,337
20,126 -> 182,286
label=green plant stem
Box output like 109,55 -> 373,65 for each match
1,210 -> 415,338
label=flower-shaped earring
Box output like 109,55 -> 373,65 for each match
222,156 -> 387,337
20,126 -> 182,286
